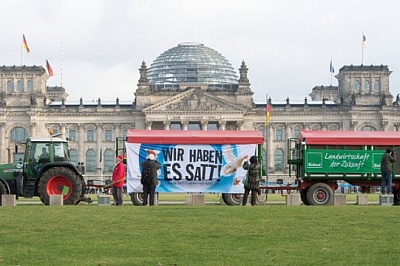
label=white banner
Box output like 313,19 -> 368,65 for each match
126,143 -> 257,193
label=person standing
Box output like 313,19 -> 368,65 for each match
112,155 -> 125,206
242,155 -> 260,206
380,148 -> 396,195
141,152 -> 161,206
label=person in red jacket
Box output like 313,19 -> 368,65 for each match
112,155 -> 125,205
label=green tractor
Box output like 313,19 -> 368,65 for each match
0,136 -> 90,205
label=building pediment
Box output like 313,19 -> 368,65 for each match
142,88 -> 244,113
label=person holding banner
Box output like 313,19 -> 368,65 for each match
141,152 -> 161,206
112,155 -> 126,206
242,155 -> 260,206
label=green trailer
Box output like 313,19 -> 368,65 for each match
285,130 -> 400,205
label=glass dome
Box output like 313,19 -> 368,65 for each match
147,43 -> 238,86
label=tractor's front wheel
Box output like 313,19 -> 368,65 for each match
38,167 -> 82,205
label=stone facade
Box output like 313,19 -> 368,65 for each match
1,62 -> 399,181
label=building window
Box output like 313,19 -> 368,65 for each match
188,122 -> 200,130
7,80 -> 13,93
207,122 -> 219,130
365,80 -> 370,91
10,127 -> 28,142
275,129 -> 283,141
355,80 -> 360,90
274,149 -> 284,171
69,130 -> 76,141
105,130 -> 112,141
374,80 -> 380,92
86,149 -> 96,172
87,130 -> 94,142
104,149 -> 115,172
17,80 -> 23,92
170,122 -> 182,130
122,129 -> 128,139
293,128 -> 300,138
362,126 -> 374,131
69,149 -> 78,165
27,80 -> 33,91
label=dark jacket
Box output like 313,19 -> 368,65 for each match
140,159 -> 161,187
381,152 -> 396,172
243,161 -> 260,190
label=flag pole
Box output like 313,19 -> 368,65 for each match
361,39 -> 363,65
330,57 -> 332,85
361,33 -> 365,65
21,35 -> 23,66
265,94 -> 269,186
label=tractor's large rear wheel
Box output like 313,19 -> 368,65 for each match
38,167 -> 82,205
0,182 -> 7,206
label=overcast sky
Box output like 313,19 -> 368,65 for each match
1,0 -> 399,103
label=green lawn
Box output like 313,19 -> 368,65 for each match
1,196 -> 399,265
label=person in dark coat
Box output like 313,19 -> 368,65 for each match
381,148 -> 396,195
140,152 -> 161,206
242,155 -> 260,206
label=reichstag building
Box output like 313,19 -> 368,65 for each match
1,42 -> 399,181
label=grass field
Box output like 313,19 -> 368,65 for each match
1,193 -> 399,265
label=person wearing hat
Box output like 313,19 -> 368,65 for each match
111,155 -> 126,205
140,151 -> 161,206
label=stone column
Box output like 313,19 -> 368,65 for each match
96,123 -> 103,175
182,121 -> 188,130
164,120 -> 170,130
30,122 -> 37,137
78,123 -> 85,164
145,121 -> 152,130
201,120 -> 208,131
219,121 -> 226,131
60,123 -> 66,139
0,122 -> 5,163
381,121 -> 388,131
236,121 -> 243,130
115,124 -> 121,140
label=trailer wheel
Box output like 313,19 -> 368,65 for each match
38,167 -> 82,205
300,189 -> 311,205
222,193 -> 242,205
130,193 -> 144,206
0,182 -> 7,206
306,183 -> 333,206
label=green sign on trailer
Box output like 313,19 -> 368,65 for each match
304,149 -> 384,173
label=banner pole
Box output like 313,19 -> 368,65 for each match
265,94 -> 269,185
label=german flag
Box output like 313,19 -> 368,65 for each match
22,34 -> 30,53
265,101 -> 271,126
46,60 -> 54,77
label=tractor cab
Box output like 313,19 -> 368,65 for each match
24,138 -> 70,179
